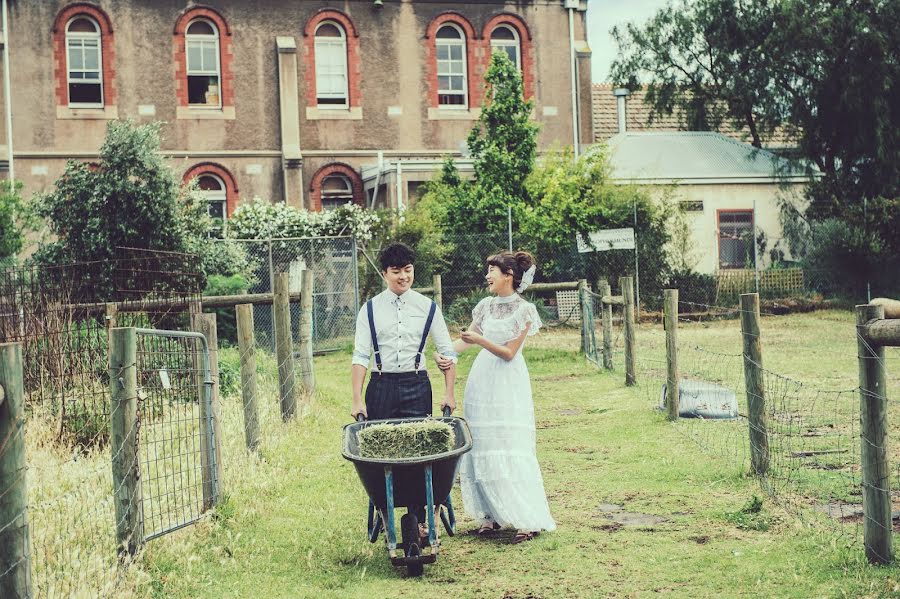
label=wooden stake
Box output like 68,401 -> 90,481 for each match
236,304 -> 260,452
600,279 -> 613,370
109,328 -> 143,558
622,276 -> 636,386
0,342 -> 31,596
274,272 -> 297,420
856,303 -> 892,564
740,293 -> 769,476
298,269 -> 316,398
432,274 -> 443,312
664,289 -> 679,421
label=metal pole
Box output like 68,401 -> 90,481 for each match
507,205 -> 513,251
753,199 -> 760,294
567,7 -> 579,159
2,0 -> 14,182
633,197 -> 640,315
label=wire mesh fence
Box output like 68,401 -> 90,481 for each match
226,237 -> 358,355
632,297 -> 900,558
0,249 -> 205,597
136,329 -> 216,542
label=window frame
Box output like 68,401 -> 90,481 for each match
185,18 -> 222,110
320,174 -> 354,211
435,23 -> 468,110
314,21 -> 350,110
198,173 -> 228,236
490,25 -> 521,72
65,16 -> 104,108
717,209 -> 755,269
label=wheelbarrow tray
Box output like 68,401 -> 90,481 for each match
341,416 -> 472,512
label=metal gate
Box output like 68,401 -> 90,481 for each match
135,328 -> 218,541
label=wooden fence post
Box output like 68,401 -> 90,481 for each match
104,302 -> 118,355
578,279 -> 589,354
274,272 -> 297,420
433,274 -> 443,312
740,293 -> 769,477
109,327 -> 143,559
856,303 -> 892,564
601,280 -> 613,370
298,269 -> 316,397
622,276 -> 636,386
193,313 -> 223,509
0,342 -> 31,597
236,304 -> 260,452
664,289 -> 679,421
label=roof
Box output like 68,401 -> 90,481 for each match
605,131 -> 812,184
592,83 -> 796,148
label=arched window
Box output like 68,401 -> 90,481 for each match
66,16 -> 103,106
435,24 -> 467,108
490,25 -> 520,71
314,21 -> 348,108
185,19 -> 221,107
320,174 -> 354,211
198,174 -> 227,235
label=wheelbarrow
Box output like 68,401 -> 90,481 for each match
341,407 -> 472,576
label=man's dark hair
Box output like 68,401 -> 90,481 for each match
379,243 -> 415,271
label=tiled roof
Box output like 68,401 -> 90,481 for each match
606,131 -> 811,182
592,83 -> 795,148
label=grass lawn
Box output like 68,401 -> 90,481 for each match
141,310 -> 900,598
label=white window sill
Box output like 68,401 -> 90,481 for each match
427,107 -> 480,121
306,107 -> 363,120
57,105 -> 119,120
176,106 -> 236,120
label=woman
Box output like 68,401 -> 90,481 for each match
436,251 -> 556,543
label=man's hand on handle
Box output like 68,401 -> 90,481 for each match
351,401 -> 367,420
440,395 -> 456,413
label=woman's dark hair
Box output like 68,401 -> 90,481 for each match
486,250 -> 536,290
379,243 -> 416,271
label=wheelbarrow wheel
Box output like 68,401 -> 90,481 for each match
400,513 -> 425,577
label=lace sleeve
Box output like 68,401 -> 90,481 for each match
513,302 -> 542,337
471,297 -> 491,333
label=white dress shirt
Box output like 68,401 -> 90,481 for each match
352,289 -> 458,372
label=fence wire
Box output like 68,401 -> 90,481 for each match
0,249 -> 203,597
634,301 -> 900,555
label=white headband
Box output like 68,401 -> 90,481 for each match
516,264 -> 537,294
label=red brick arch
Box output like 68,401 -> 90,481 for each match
173,5 -> 234,108
52,3 -> 116,107
302,9 -> 361,108
183,162 -> 239,217
309,163 -> 364,212
425,13 -> 480,109
482,13 -> 534,100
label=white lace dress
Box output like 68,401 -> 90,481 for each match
458,294 -> 556,532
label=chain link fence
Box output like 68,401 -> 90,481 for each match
227,237 -> 358,354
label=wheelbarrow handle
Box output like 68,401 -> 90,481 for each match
356,413 -> 366,422
442,406 -> 452,418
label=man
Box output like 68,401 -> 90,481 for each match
351,242 -> 457,421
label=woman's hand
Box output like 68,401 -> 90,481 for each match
460,329 -> 485,346
433,351 -> 454,371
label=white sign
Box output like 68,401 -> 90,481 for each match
577,228 -> 636,253
158,369 -> 171,390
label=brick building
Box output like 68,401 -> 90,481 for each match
0,1 -> 593,224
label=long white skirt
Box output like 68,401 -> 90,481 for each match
458,349 -> 556,531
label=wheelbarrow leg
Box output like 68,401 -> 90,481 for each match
441,494 -> 457,536
424,464 -> 437,548
367,500 -> 382,543
383,467 -> 398,556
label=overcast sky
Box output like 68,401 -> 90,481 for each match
586,0 -> 670,83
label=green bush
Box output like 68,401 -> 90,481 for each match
446,289 -> 490,326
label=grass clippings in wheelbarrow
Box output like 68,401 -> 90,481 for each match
357,420 -> 455,460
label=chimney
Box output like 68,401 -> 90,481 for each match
613,88 -> 630,134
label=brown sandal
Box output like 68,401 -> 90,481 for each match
473,521 -> 501,536
511,531 -> 538,544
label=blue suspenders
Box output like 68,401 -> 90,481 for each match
366,298 -> 437,374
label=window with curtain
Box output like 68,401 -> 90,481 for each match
315,22 -> 349,107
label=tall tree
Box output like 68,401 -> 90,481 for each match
612,0 -> 900,263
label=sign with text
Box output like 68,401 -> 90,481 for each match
576,228 -> 636,253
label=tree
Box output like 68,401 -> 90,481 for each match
34,120 -> 207,266
443,51 -> 540,237
0,181 -> 24,265
612,0 -> 900,291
